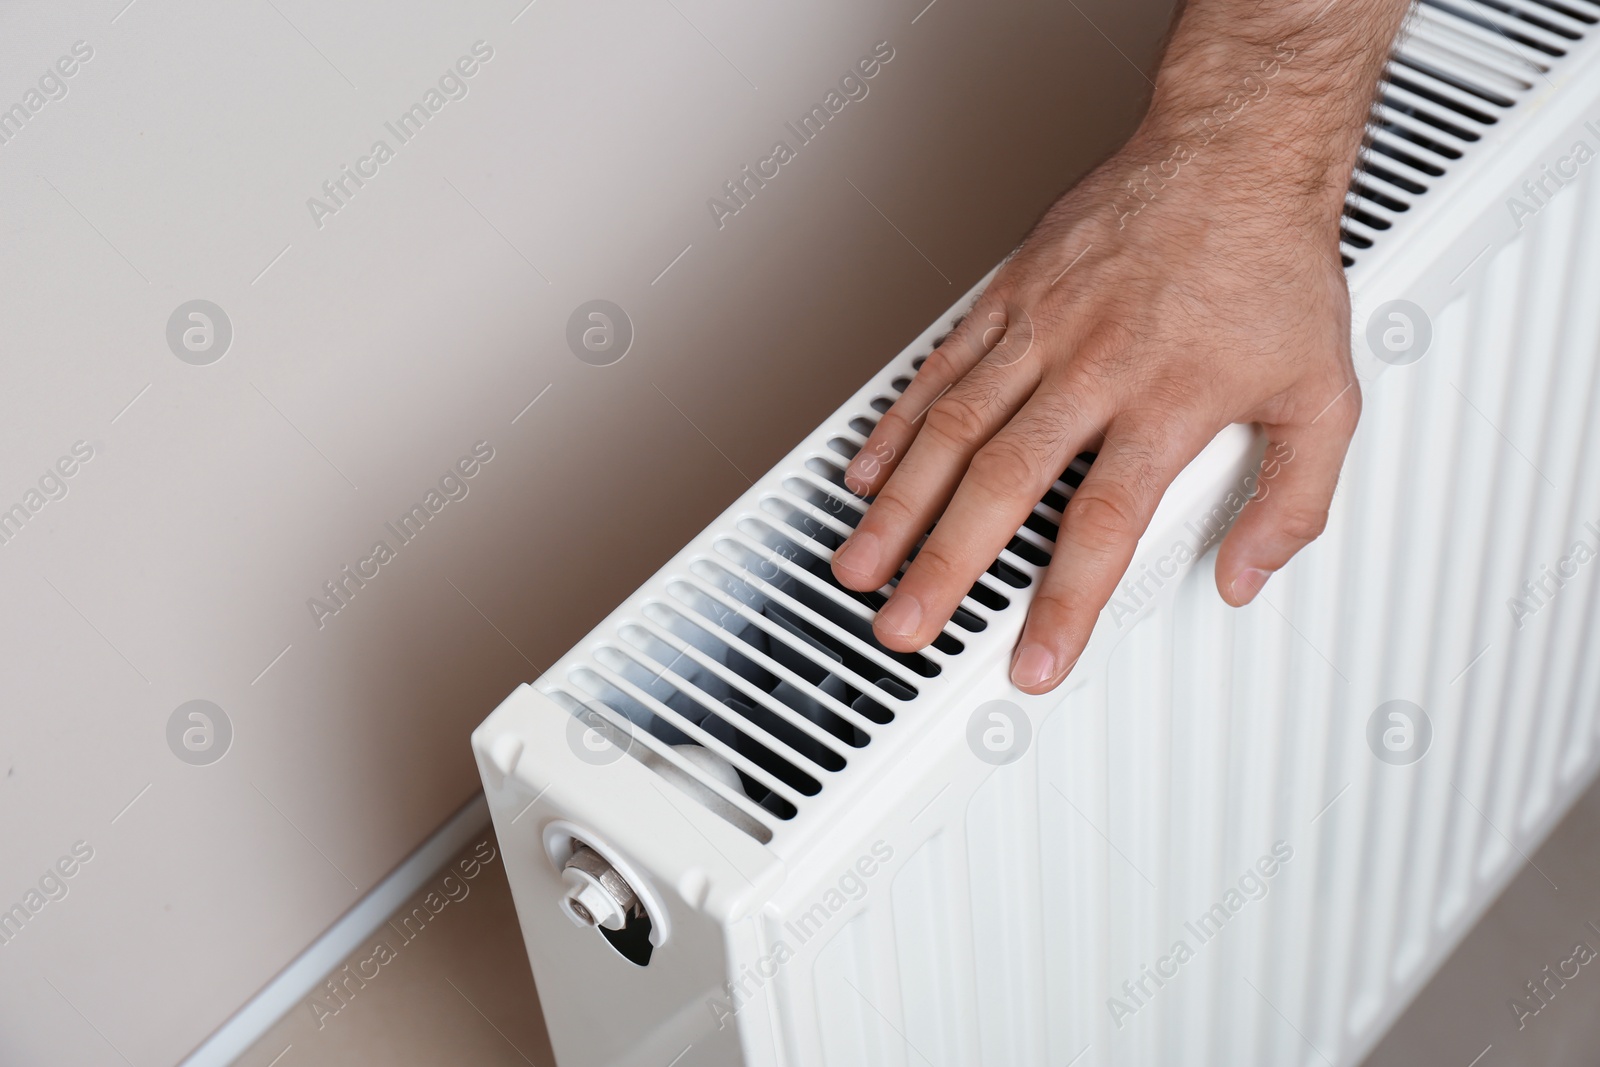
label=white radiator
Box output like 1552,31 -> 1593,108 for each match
473,3 -> 1600,1064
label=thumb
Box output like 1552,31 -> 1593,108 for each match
1215,394 -> 1359,606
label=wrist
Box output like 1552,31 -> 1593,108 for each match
1127,2 -> 1409,229
1131,112 -> 1355,231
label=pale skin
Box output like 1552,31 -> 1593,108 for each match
832,0 -> 1416,693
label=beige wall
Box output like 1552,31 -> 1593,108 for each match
0,0 -> 1173,1062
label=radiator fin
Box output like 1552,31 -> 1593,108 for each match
1341,0 -> 1597,265
797,163 -> 1600,1067
539,330 -> 1113,838
542,307 -> 1022,838
889,833 -> 979,1066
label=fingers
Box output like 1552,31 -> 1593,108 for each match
831,335 -> 1044,593
842,295 -> 1001,498
866,378 -> 1106,652
1009,415 -> 1208,693
1215,383 -> 1361,606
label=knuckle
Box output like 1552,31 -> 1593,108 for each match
970,436 -> 1047,499
1137,377 -> 1199,421
871,408 -> 913,443
924,391 -> 993,448
1018,393 -> 1084,449
1336,382 -> 1364,431
918,344 -> 965,384
861,489 -> 916,532
907,540 -> 963,587
930,294 -> 1006,360
850,434 -> 897,475
1027,587 -> 1097,648
1315,378 -> 1363,436
1277,502 -> 1330,544
1072,324 -> 1140,380
858,420 -> 912,475
1026,588 -> 1076,629
1057,358 -> 1106,399
1066,486 -> 1143,549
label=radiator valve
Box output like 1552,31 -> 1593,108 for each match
560,845 -> 641,931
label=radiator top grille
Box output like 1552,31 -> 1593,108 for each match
548,319 -> 1095,841
547,0 -> 1596,844
1343,0 -> 1597,265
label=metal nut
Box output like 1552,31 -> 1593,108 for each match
560,845 -> 641,931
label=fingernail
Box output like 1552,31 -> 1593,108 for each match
1230,568 -> 1271,605
876,592 -> 922,639
1011,643 -> 1057,689
833,532 -> 881,578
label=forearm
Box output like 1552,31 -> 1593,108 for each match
1133,0 -> 1415,227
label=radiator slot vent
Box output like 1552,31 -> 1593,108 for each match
749,503 -> 992,633
569,662 -> 814,810
771,475 -> 1019,613
667,578 -> 917,702
545,687 -> 779,841
1341,0 -> 1595,265
1393,55 -> 1521,105
697,557 -> 949,676
618,624 -> 865,756
803,451 -> 1042,590
533,251 -> 1117,843
1362,159 -> 1433,196
1537,0 -> 1598,25
539,303 -> 1086,839
1366,139 -> 1445,177
640,603 -> 892,727
825,437 -> 857,461
1386,72 -> 1502,126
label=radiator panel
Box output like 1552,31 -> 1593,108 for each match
473,7 -> 1600,1065
786,168 -> 1600,1067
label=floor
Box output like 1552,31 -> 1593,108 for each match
232,830 -> 553,1067
229,777 -> 1600,1067
1362,779 -> 1600,1067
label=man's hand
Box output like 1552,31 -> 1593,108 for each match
831,0 -> 1413,694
